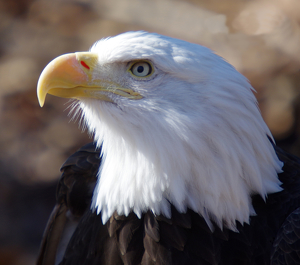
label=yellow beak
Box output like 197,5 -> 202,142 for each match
37,52 -> 142,107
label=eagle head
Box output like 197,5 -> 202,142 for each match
37,31 -> 282,230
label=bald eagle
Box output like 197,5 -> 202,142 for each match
37,31 -> 300,265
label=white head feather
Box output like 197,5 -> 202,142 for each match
77,31 -> 283,230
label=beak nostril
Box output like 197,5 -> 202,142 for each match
80,61 -> 90,70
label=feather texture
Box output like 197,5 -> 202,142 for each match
75,32 -> 283,228
36,32 -> 300,265
35,143 -> 300,265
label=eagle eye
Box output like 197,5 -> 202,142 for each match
130,61 -> 153,77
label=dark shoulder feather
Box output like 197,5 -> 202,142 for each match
271,207 -> 300,265
58,142 -> 101,217
36,142 -> 101,265
269,147 -> 300,265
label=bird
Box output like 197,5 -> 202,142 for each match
36,31 -> 300,265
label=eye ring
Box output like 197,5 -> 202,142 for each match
130,61 -> 153,77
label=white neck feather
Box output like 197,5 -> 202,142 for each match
79,81 -> 283,230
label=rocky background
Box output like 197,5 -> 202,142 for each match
0,0 -> 300,264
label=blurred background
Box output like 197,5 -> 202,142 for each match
0,0 -> 300,264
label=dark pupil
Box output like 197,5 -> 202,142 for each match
137,66 -> 144,73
